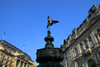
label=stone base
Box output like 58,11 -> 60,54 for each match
37,61 -> 64,67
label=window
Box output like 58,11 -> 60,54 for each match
0,65 -> 2,67
66,53 -> 67,55
16,60 -> 20,67
97,51 -> 100,60
80,60 -> 82,66
97,29 -> 100,37
24,63 -> 27,67
88,36 -> 94,47
95,35 -> 99,42
1,54 -> 3,59
1,61 -> 3,63
84,40 -> 88,49
75,48 -> 78,56
21,62 -> 23,67
80,43 -> 84,52
5,61 -> 8,65
78,63 -> 80,67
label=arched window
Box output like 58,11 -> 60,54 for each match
88,36 -> 94,47
88,59 -> 96,67
84,40 -> 88,49
80,43 -> 84,52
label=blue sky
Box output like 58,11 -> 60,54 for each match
0,0 -> 100,64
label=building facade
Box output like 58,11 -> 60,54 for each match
60,5 -> 100,67
0,40 -> 36,67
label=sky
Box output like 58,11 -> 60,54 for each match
0,0 -> 100,65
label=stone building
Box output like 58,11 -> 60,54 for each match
60,5 -> 100,67
0,40 -> 36,67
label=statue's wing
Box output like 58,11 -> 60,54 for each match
52,20 -> 59,24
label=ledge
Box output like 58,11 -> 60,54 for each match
73,53 -> 82,61
82,48 -> 92,56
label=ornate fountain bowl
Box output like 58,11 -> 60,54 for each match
36,47 -> 64,63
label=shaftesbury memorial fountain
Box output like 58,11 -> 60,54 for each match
36,16 -> 64,67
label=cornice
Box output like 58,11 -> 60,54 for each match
64,15 -> 100,53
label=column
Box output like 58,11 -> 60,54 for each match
18,60 -> 21,67
7,61 -> 11,67
0,52 -> 1,61
96,33 -> 100,42
1,55 -> 4,67
72,48 -> 75,57
2,65 -> 5,67
65,59 -> 67,67
94,33 -> 100,48
14,57 -> 17,67
26,63 -> 28,67
90,31 -> 98,45
82,41 -> 86,50
14,60 -> 17,67
24,63 -> 27,67
78,43 -> 82,54
92,30 -> 100,48
86,38 -> 91,48
74,61 -> 76,67
86,37 -> 92,53
22,62 -> 25,67
3,60 -> 6,67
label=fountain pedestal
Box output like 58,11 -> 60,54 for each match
36,30 -> 64,67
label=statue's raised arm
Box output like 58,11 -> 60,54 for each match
46,16 -> 59,29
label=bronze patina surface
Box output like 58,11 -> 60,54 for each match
36,16 -> 64,67
36,30 -> 64,67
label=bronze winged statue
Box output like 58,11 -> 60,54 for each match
47,16 -> 59,29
